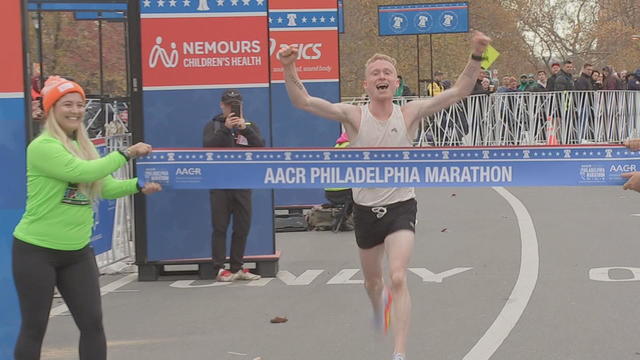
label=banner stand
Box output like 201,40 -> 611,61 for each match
138,251 -> 281,281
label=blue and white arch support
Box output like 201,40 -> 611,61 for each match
0,0 -> 26,355
0,93 -> 26,358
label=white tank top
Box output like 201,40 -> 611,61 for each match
350,104 -> 416,206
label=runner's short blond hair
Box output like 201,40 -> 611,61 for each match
364,53 -> 398,75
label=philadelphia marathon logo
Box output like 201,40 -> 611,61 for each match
148,36 -> 179,69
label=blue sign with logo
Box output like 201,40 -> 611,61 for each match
378,2 -> 469,36
138,146 -> 640,189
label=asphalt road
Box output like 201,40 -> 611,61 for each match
41,186 -> 640,360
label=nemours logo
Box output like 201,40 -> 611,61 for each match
148,35 -> 263,69
149,36 -> 179,69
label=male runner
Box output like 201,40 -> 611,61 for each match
277,31 -> 491,360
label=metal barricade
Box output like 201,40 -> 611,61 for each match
343,91 -> 640,147
84,97 -> 130,138
94,133 -> 135,269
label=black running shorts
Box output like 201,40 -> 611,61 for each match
353,198 -> 417,249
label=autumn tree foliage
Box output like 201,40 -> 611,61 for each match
339,0 -> 640,96
26,1 -> 639,98
28,12 -> 127,97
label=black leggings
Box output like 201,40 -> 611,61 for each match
12,238 -> 106,360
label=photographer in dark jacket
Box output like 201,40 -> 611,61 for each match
202,89 -> 265,282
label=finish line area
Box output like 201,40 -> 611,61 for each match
40,186 -> 640,360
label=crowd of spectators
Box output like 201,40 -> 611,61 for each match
421,61 -> 640,96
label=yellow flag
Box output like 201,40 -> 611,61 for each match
481,44 -> 500,70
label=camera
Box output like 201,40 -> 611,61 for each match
229,100 -> 242,119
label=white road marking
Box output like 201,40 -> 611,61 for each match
409,267 -> 472,283
276,270 -> 325,285
463,187 -> 539,360
589,267 -> 640,281
168,267 -> 472,288
49,273 -> 138,318
327,269 -> 363,284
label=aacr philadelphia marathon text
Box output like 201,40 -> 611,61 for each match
263,166 -> 513,184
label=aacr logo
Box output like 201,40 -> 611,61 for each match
610,164 -> 636,172
176,167 -> 202,176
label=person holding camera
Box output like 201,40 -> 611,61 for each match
202,89 -> 265,281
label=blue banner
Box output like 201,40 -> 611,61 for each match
0,97 -> 25,359
141,86 -> 274,261
91,199 -> 116,254
378,2 -> 469,36
138,146 -> 640,189
91,140 -> 116,255
338,0 -> 344,33
74,11 -> 126,21
268,0 -> 341,207
28,3 -> 127,11
268,10 -> 338,30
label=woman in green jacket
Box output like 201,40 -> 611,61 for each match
12,76 -> 161,360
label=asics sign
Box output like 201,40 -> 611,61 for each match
270,39 -> 322,60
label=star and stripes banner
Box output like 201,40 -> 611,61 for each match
137,146 -> 640,189
378,2 -> 469,36
141,0 -> 265,14
268,0 -> 339,82
268,0 -> 342,206
268,9 -> 339,30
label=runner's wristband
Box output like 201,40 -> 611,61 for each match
470,54 -> 485,62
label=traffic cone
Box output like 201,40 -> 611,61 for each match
546,116 -> 559,145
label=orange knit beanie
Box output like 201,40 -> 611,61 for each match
41,76 -> 86,114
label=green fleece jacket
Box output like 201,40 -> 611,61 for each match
14,133 -> 139,250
